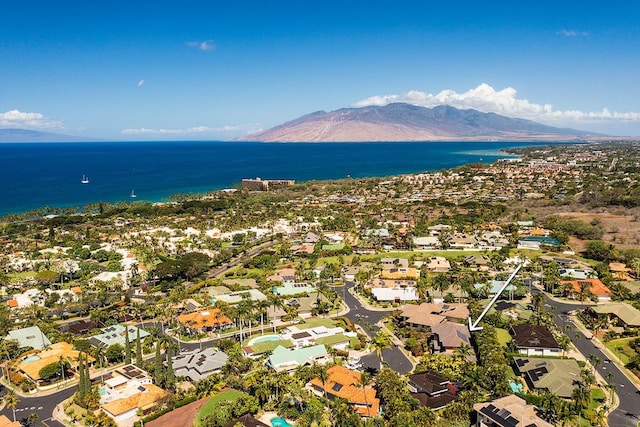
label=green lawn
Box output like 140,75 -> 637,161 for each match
298,317 -> 337,329
495,328 -> 512,347
605,337 -> 638,364
195,389 -> 246,426
589,387 -> 606,410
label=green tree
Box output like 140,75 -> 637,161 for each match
135,328 -> 143,366
3,389 -> 19,422
124,327 -> 132,364
105,343 -> 124,362
372,331 -> 392,370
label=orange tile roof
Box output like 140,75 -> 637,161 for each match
561,278 -> 612,297
7,300 -> 18,308
178,309 -> 232,330
309,365 -> 380,417
0,415 -> 21,427
71,286 -> 82,294
102,383 -> 168,417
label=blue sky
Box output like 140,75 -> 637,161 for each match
1,0 -> 640,139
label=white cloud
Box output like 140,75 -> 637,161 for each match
187,40 -> 215,51
137,79 -> 145,87
354,83 -> 640,125
0,109 -> 64,129
558,29 -> 589,37
121,123 -> 261,137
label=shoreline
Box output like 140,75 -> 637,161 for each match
0,140 -> 571,219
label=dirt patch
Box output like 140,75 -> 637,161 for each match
556,211 -> 640,252
146,397 -> 211,427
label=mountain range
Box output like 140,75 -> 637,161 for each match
240,103 -> 598,142
0,128 -> 93,142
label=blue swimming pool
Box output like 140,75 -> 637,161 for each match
22,356 -> 40,363
271,417 -> 293,427
249,335 -> 280,345
509,381 -> 524,393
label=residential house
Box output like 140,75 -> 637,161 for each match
266,268 -> 296,284
273,282 -> 317,296
591,303 -> 640,328
407,371 -> 457,410
380,267 -> 420,280
513,357 -> 581,398
412,236 -> 441,251
558,268 -> 593,279
380,258 -> 409,269
0,415 -> 19,427
279,325 -> 352,350
371,287 -> 419,302
267,344 -> 330,372
430,322 -> 472,355
400,303 -> 469,328
463,255 -> 491,271
211,289 -> 267,305
425,256 -> 451,272
609,262 -> 633,281
6,326 -> 51,350
449,234 -> 478,250
511,324 -> 560,357
170,347 -> 228,381
560,278 -> 611,301
18,342 -> 94,386
223,414 -> 269,427
59,319 -> 99,336
308,365 -> 380,417
101,365 -> 168,425
517,236 -> 561,250
178,309 -> 232,333
88,325 -> 150,349
427,224 -> 454,236
474,394 -> 553,427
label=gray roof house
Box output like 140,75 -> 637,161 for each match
170,347 -> 228,381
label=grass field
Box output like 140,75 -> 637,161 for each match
495,328 -> 512,347
195,389 -> 245,426
605,337 -> 638,364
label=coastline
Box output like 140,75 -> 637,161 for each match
0,140 -> 567,218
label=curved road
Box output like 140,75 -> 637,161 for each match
536,290 -> 640,427
335,282 -> 413,374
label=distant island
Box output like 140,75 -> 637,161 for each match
239,103 -> 601,142
0,128 -> 96,142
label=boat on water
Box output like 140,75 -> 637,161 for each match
81,175 -> 89,184
130,189 -> 137,198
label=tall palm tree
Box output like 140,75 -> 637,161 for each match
4,389 -> 19,422
372,331 -> 392,370
357,370 -> 372,417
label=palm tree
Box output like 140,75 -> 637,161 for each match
372,331 -> 392,370
357,370 -> 372,417
4,389 -> 19,422
587,354 -> 601,374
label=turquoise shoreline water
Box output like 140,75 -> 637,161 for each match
0,140 -> 565,217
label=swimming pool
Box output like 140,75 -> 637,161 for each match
248,335 -> 280,346
271,417 -> 293,427
509,380 -> 524,393
22,356 -> 41,363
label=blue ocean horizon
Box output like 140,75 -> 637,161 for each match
0,140 -> 555,217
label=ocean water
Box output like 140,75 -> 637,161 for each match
0,140 -> 546,217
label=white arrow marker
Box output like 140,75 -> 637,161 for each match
468,263 -> 523,332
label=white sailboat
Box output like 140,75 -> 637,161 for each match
130,189 -> 137,198
81,174 -> 89,184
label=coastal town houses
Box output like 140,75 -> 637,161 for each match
169,347 -> 228,381
511,324 -> 561,357
17,342 -> 94,387
178,309 -> 232,334
513,357 -> 581,398
88,324 -> 150,349
407,371 -> 458,410
474,395 -> 553,427
266,344 -> 330,373
6,326 -> 51,351
100,365 -> 168,425
308,365 -> 380,417
399,303 -> 469,329
560,277 -> 612,301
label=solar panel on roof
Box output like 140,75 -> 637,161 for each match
331,383 -> 343,392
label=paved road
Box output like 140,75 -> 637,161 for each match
536,291 -> 640,427
0,386 -> 74,427
335,282 -> 413,374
